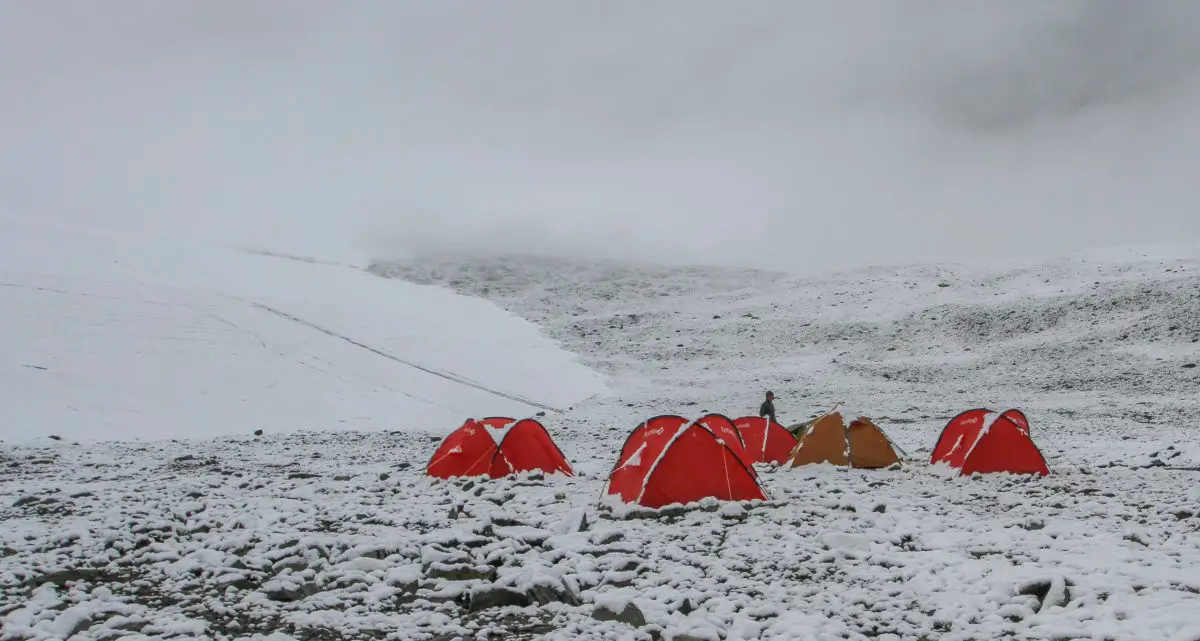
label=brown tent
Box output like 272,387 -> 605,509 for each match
789,407 -> 905,469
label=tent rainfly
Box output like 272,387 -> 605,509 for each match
733,416 -> 797,464
931,408 -> 1049,476
426,417 -> 573,479
604,414 -> 767,508
788,405 -> 905,469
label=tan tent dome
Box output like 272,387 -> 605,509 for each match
788,406 -> 905,469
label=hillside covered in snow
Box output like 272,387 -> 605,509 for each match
373,244 -> 1200,469
0,214 -> 604,442
3,243 -> 1199,641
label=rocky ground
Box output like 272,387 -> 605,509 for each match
4,429 -> 1199,641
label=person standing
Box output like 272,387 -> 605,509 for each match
759,390 -> 777,424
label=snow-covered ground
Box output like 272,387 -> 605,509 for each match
4,239 -> 1200,640
0,213 -> 604,442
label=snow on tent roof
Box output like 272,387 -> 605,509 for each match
478,417 -> 519,444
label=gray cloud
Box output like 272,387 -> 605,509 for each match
2,1 -> 1199,271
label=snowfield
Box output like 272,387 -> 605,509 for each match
0,213 -> 604,442
3,237 -> 1200,640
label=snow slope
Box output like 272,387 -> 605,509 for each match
0,214 -> 604,442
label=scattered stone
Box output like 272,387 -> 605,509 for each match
264,581 -> 320,602
609,559 -> 641,573
490,514 -> 529,528
287,472 -> 320,480
494,525 -> 552,545
528,578 -> 580,606
593,601 -> 646,627
12,496 -> 39,508
1018,579 -> 1052,605
174,455 -> 196,462
1023,577 -> 1071,613
678,597 -> 697,615
719,503 -> 747,520
425,563 -> 496,582
379,473 -> 391,481
333,475 -> 353,481
1183,363 -> 1197,369
601,571 -> 637,588
48,435 -> 62,441
62,613 -> 94,638
33,568 -> 112,588
591,530 -> 624,545
254,429 -> 264,436
557,509 -> 589,534
873,504 -> 887,513
467,586 -> 530,612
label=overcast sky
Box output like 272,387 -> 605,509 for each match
2,1 -> 1199,271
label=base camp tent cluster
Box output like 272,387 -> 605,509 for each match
425,406 -> 1050,509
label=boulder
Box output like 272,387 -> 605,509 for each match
264,581 -> 319,602
528,579 -> 580,607
467,586 -> 531,612
1017,577 -> 1071,613
425,563 -> 496,582
593,600 -> 646,627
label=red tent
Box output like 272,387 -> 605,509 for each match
426,417 -> 573,479
732,416 -> 797,464
604,414 -> 767,509
695,413 -> 751,466
931,408 -> 1049,476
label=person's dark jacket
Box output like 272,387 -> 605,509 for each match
759,399 -> 776,424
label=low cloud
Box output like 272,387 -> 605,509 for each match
2,1 -> 1198,271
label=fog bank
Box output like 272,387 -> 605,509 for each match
2,1 -> 1199,270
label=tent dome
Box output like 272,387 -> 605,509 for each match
605,414 -> 767,509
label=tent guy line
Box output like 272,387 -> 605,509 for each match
246,299 -> 566,414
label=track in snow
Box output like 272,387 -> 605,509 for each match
249,301 -> 566,414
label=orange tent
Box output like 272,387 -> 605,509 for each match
789,406 -> 904,469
